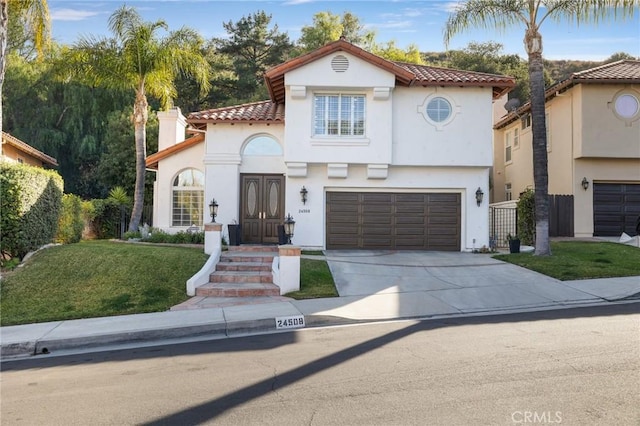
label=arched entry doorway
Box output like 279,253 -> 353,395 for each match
239,136 -> 285,244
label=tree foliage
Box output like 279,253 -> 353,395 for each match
215,11 -> 293,101
297,11 -> 375,53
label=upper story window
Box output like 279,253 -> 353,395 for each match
513,127 -> 520,148
521,114 -> 531,130
314,94 -> 365,137
426,97 -> 452,123
505,131 -> 512,163
172,168 -> 204,227
611,91 -> 640,125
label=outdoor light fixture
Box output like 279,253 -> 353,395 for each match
300,186 -> 308,205
209,199 -> 219,222
581,177 -> 589,191
475,187 -> 484,207
283,213 -> 295,244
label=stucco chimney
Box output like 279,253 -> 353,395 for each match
157,107 -> 187,151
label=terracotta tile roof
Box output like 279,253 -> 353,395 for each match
186,39 -> 515,125
494,60 -> 640,129
1,131 -> 58,167
145,133 -> 204,170
187,101 -> 284,124
571,59 -> 640,81
396,62 -> 515,98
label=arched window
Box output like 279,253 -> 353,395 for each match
172,169 -> 204,227
243,136 -> 283,156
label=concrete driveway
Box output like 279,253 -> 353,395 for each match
316,250 -> 617,319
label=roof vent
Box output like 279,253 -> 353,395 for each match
331,55 -> 349,72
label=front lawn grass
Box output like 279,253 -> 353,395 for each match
493,241 -> 640,281
0,241 -> 208,326
286,258 -> 338,299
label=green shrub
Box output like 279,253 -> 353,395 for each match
0,163 -> 63,259
517,188 -> 536,246
56,194 -> 84,244
142,228 -> 204,244
88,198 -> 128,239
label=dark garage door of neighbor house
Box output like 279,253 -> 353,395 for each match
593,183 -> 640,236
326,192 -> 461,250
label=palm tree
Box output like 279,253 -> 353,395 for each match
444,0 -> 637,256
65,5 -> 210,231
0,0 -> 50,135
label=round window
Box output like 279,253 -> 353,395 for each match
426,97 -> 452,123
614,94 -> 639,119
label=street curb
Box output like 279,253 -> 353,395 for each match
2,299 -> 639,360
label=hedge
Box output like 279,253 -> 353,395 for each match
56,193 -> 85,244
0,163 -> 63,259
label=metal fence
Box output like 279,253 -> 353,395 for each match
489,206 -> 517,248
116,205 -> 153,239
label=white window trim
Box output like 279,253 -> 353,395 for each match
513,127 -> 520,149
505,131 -> 512,164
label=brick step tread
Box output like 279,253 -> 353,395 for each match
220,254 -> 276,263
210,270 -> 273,283
227,245 -> 279,252
216,262 -> 272,272
196,282 -> 280,297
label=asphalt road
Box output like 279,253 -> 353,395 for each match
2,303 -> 639,426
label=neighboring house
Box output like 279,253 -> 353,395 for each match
1,131 -> 58,168
147,39 -> 514,251
493,60 -> 640,238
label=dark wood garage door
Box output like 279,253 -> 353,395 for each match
593,183 -> 640,236
326,192 -> 461,250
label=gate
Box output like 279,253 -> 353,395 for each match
489,206 -> 517,248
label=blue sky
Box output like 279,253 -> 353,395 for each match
49,1 -> 640,61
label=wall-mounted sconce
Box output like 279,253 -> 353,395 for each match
581,177 -> 589,191
283,213 -> 295,244
209,199 -> 218,222
300,186 -> 308,205
475,187 -> 484,207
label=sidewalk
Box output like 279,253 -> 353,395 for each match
2,251 -> 639,360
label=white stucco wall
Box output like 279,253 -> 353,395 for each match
203,123 -> 286,241
154,143 -> 205,233
393,86 -> 494,167
283,52 -> 395,165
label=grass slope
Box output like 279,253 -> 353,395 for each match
0,241 -> 208,326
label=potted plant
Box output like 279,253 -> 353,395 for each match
507,234 -> 520,254
227,220 -> 242,246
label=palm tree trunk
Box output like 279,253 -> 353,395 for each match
0,0 -> 8,136
526,29 -> 551,256
129,88 -> 148,232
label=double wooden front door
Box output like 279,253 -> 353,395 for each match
240,174 -> 285,244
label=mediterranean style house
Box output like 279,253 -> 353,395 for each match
147,39 -> 515,251
1,131 -> 58,168
493,60 -> 640,238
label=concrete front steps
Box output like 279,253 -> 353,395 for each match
195,245 -> 280,298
